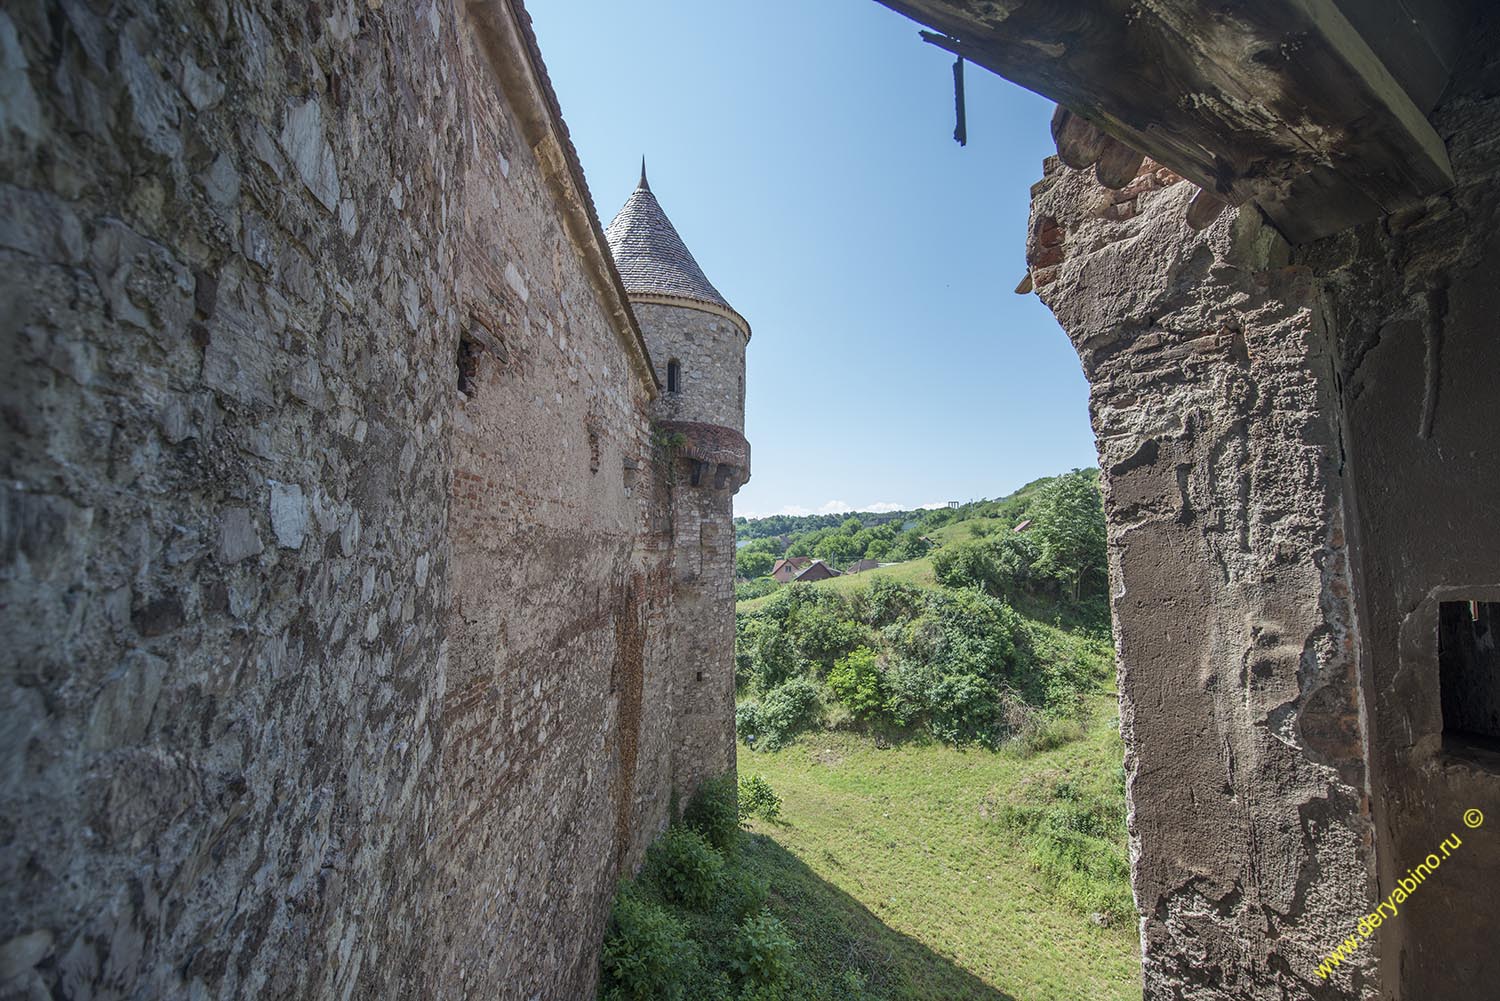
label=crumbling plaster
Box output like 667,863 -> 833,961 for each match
1299,31 -> 1500,996
1026,20 -> 1500,998
1028,162 -> 1379,999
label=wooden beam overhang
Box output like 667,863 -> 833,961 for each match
881,0 -> 1477,242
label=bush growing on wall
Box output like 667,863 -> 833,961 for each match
729,909 -> 796,994
597,777 -> 808,1001
599,888 -> 694,1001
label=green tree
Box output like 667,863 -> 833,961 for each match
736,549 -> 776,579
750,623 -> 800,692
812,531 -> 862,568
932,542 -> 998,592
1030,470 -> 1107,601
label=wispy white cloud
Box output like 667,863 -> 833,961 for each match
738,498 -> 949,520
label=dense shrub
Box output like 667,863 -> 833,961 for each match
856,578 -> 925,627
729,909 -> 796,991
599,889 -> 694,1001
927,672 -> 1003,748
739,679 -> 821,750
735,702 -> 764,744
932,542 -> 996,591
791,606 -> 867,673
683,773 -> 740,854
737,774 -> 782,823
826,646 -> 884,720
881,658 -> 939,729
933,534 -> 1042,598
735,576 -> 781,602
749,621 -> 800,693
644,827 -> 724,911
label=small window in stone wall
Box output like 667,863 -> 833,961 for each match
667,359 -> 681,394
1440,600 -> 1500,745
457,334 -> 482,396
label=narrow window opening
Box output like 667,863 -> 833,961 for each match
666,359 -> 681,393
695,670 -> 704,683
457,333 -> 481,396
1439,600 -> 1500,746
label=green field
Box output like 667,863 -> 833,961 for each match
738,698 -> 1139,1001
604,484 -> 1136,1000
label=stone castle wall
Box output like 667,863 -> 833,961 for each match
663,471 -> 740,796
0,1 -> 739,998
635,301 -> 748,433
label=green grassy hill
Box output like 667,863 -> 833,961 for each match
741,696 -> 1138,1001
599,482 -> 1136,1001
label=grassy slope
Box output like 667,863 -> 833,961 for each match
732,507 -> 1135,1001
741,698 -> 1138,1001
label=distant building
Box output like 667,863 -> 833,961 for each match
771,556 -> 814,583
1013,518 -> 1033,533
843,559 -> 881,575
791,560 -> 840,582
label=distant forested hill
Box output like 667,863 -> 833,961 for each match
733,509 -> 914,542
733,470 -> 1100,582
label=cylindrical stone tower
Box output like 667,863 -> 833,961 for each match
606,162 -> 750,798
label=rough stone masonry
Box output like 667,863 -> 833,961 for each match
1023,16 -> 1500,998
0,1 -> 744,998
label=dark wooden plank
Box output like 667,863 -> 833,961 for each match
879,0 -> 1457,240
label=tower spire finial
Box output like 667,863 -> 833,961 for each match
639,156 -> 650,192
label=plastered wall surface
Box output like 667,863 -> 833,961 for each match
0,2 -> 739,998
1027,161 -> 1379,1000
1303,31 -> 1500,998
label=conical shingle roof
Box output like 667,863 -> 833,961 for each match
605,162 -> 732,311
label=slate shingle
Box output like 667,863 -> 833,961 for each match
604,164 -> 732,311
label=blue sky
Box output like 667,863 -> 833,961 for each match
530,0 -> 1098,519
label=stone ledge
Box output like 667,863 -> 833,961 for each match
658,420 -> 750,488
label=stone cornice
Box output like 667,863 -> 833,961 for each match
630,294 -> 752,344
658,420 -> 751,487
